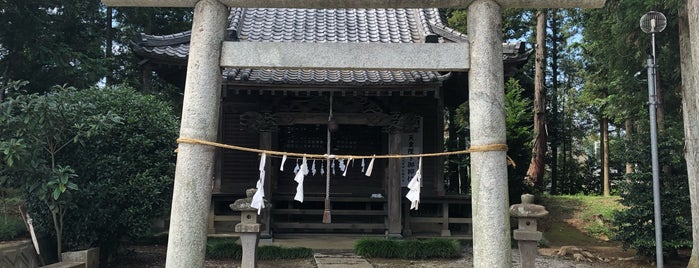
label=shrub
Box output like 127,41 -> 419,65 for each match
613,123 -> 692,258
354,239 -> 399,258
2,85 -> 178,264
354,238 -> 461,259
258,245 -> 314,260
57,86 -> 178,260
206,237 -> 242,259
205,237 -> 313,260
0,217 -> 28,241
0,192 -> 27,241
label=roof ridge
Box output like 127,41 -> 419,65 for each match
135,31 -> 192,47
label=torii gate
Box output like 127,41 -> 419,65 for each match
104,0 -> 604,267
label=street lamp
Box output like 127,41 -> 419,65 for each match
639,10 -> 666,268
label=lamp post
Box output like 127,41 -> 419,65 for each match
639,11 -> 666,268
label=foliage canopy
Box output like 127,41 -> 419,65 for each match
0,84 -> 178,263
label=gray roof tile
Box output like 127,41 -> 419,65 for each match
133,8 -> 526,86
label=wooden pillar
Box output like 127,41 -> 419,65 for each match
468,1 -> 511,267
441,202 -> 451,236
387,131 -> 402,238
165,1 -> 228,267
436,94 -> 446,196
259,131 -> 273,238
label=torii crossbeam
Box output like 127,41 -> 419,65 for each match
102,0 -> 605,267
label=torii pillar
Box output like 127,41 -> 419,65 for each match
165,2 -> 228,268
467,1 -> 512,265
102,1 -> 605,267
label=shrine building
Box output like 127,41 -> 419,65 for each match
131,7 -> 529,238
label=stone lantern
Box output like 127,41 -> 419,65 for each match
230,188 -> 270,268
509,194 -> 548,268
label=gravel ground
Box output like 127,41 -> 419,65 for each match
117,245 -> 663,268
367,247 -> 655,268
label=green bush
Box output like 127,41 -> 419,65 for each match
613,123 -> 692,258
258,245 -> 314,260
206,237 -> 242,259
0,191 -> 27,241
205,237 -> 313,260
0,217 -> 28,241
2,85 -> 178,263
132,232 -> 169,246
354,238 -> 461,259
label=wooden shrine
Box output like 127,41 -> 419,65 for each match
132,7 -> 528,238
105,0 -> 605,267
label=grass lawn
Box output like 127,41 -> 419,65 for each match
538,195 -> 625,247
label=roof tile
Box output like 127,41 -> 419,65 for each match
134,8 -> 523,86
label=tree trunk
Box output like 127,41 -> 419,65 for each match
0,65 -> 9,102
679,2 -> 699,266
625,119 -> 634,174
600,118 -> 609,196
549,10 -> 560,194
526,9 -> 548,187
601,89 -> 610,196
551,11 -> 560,192
105,7 -> 113,86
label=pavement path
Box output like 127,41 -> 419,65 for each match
313,253 -> 373,268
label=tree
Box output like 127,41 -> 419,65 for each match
680,0 -> 699,266
1,85 -> 178,264
0,2 -> 193,98
50,85 -> 178,264
583,0 -> 691,259
0,85 -> 120,259
450,78 -> 533,201
109,7 -> 193,93
0,1 -> 108,92
601,89 -> 610,196
525,9 -> 547,187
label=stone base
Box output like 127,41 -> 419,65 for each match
41,261 -> 85,268
386,233 -> 403,239
61,247 -> 99,268
0,240 -> 39,268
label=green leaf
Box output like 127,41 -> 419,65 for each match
53,188 -> 61,200
66,182 -> 78,190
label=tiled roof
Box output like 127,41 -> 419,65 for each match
229,8 -> 422,43
132,8 -> 527,87
223,68 -> 441,86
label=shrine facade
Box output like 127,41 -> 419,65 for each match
132,7 -> 529,238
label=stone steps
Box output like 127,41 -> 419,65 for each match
313,253 -> 373,268
41,261 -> 85,268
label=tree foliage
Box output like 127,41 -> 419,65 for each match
449,78 -> 533,201
0,1 -> 192,96
613,122 -> 691,258
0,1 -> 107,92
1,84 -> 178,264
582,0 -> 690,258
0,84 -> 121,259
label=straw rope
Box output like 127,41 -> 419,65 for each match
176,137 -> 514,166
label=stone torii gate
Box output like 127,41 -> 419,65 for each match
103,0 -> 604,267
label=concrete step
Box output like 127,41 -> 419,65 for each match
41,262 -> 86,268
313,253 -> 373,268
